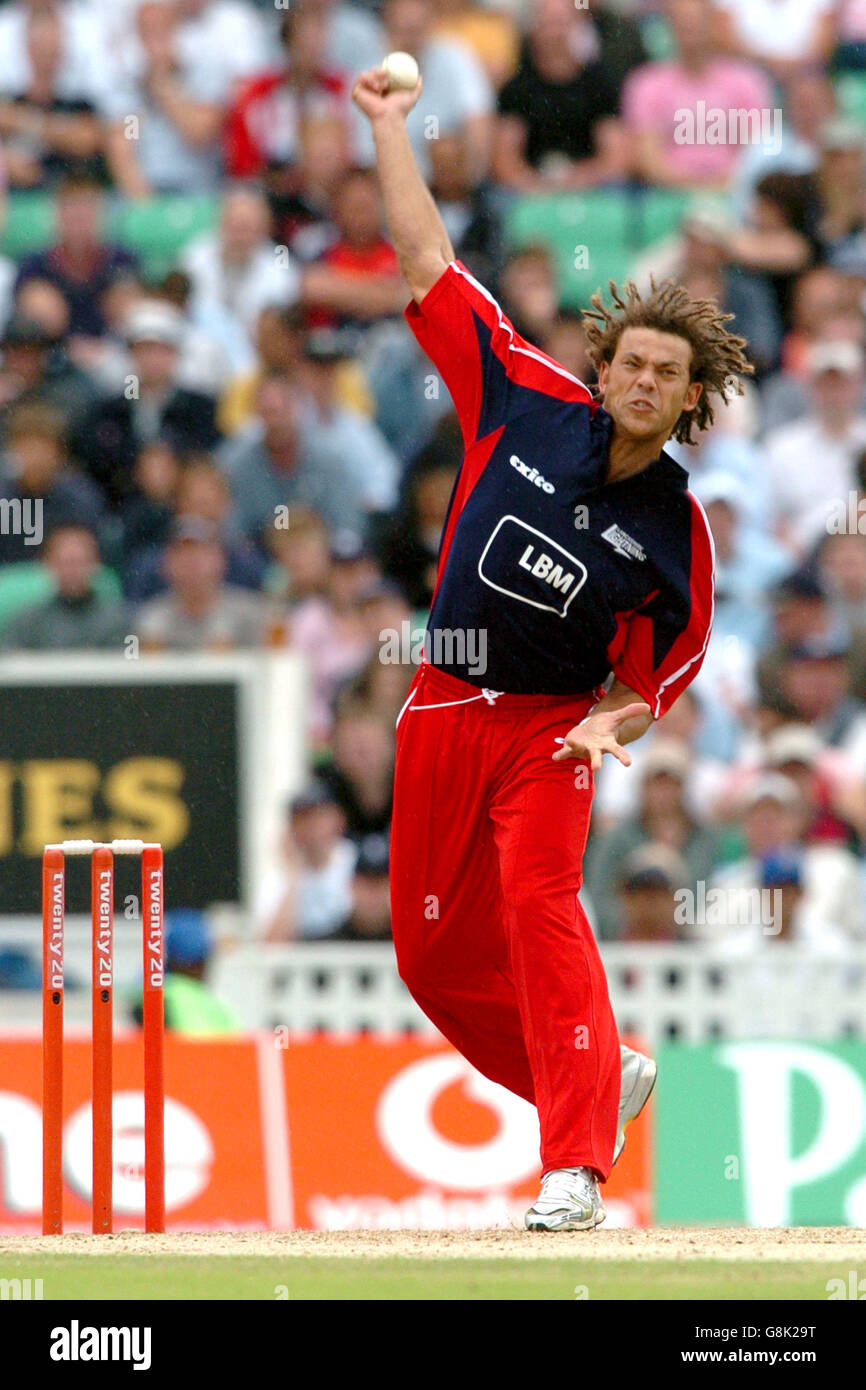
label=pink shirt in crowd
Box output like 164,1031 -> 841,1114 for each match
622,59 -> 775,182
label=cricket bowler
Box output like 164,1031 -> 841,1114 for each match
352,65 -> 752,1230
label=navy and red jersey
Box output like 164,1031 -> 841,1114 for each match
403,260 -> 715,716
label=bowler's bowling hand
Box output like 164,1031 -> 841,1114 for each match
553,702 -> 652,772
352,66 -> 422,122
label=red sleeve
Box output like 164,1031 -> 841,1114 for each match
404,260 -> 594,447
224,74 -> 280,178
611,494 -> 715,719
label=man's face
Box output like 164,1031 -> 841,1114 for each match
167,538 -> 225,593
782,657 -> 849,720
667,0 -> 711,54
221,194 -> 269,260
57,190 -> 101,245
47,530 -> 99,599
598,327 -> 702,445
384,0 -> 430,54
3,344 -> 48,388
809,365 -> 863,417
12,433 -> 61,490
131,339 -> 177,391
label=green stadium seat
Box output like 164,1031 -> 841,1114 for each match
835,72 -> 866,127
111,196 -> 220,276
639,14 -> 677,62
0,193 -> 220,274
505,191 -> 634,310
0,194 -> 56,259
635,190 -> 733,249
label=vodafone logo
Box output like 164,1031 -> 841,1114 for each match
376,1055 -> 540,1191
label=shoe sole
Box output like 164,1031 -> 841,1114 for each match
525,1204 -> 606,1233
613,1055 -> 657,1165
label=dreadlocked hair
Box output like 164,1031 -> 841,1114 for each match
582,277 -> 754,445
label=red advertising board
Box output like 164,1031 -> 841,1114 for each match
0,1033 -> 651,1231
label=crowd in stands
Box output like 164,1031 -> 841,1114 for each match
2,0 -> 866,950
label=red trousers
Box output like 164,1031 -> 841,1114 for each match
390,662 -> 621,1180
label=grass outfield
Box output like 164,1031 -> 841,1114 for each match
0,1255 -> 852,1300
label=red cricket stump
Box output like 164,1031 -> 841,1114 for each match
91,846 -> 114,1234
41,839 -> 166,1234
42,848 -> 65,1236
141,845 -> 165,1233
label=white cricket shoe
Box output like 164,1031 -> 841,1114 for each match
525,1166 -> 605,1232
614,1045 -> 657,1164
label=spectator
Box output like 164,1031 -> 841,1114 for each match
105,0 -> 228,196
124,454 -> 265,601
299,327 -> 400,514
723,172 -> 822,329
711,773 -> 865,942
318,698 -> 394,840
0,0 -> 107,101
255,780 -> 358,941
218,371 -> 370,546
0,7 -> 104,190
612,844 -> 689,944
172,0 -> 270,93
340,639 -> 416,732
181,186 -> 301,347
331,832 -> 392,940
732,68 -> 836,221
493,0 -> 627,192
756,570 -> 837,707
134,515 -> 270,651
623,0 -> 774,192
0,403 -> 103,564
695,471 -> 791,650
498,244 -> 558,344
0,522 -> 126,650
815,118 -> 866,254
266,506 -> 332,608
270,110 -> 355,259
817,530 -> 866,677
759,285 -> 865,432
300,168 -> 405,330
764,339 -> 866,552
712,0 -> 836,81
71,299 -> 221,506
584,739 -> 721,941
378,416 -> 461,609
763,722 -> 866,848
118,438 -> 181,584
282,526 -> 377,744
542,311 -> 593,389
428,131 -> 505,293
835,0 -> 866,69
219,301 -> 374,434
432,0 -> 520,89
14,171 -> 139,338
301,0 -> 385,77
219,301 -> 373,433
0,308 -> 97,440
225,7 -> 359,180
776,627 -> 866,776
132,909 -> 241,1034
381,0 -> 493,184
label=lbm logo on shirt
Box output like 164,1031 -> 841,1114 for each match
477,516 -> 588,618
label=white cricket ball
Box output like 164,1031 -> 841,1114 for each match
382,51 -> 419,92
